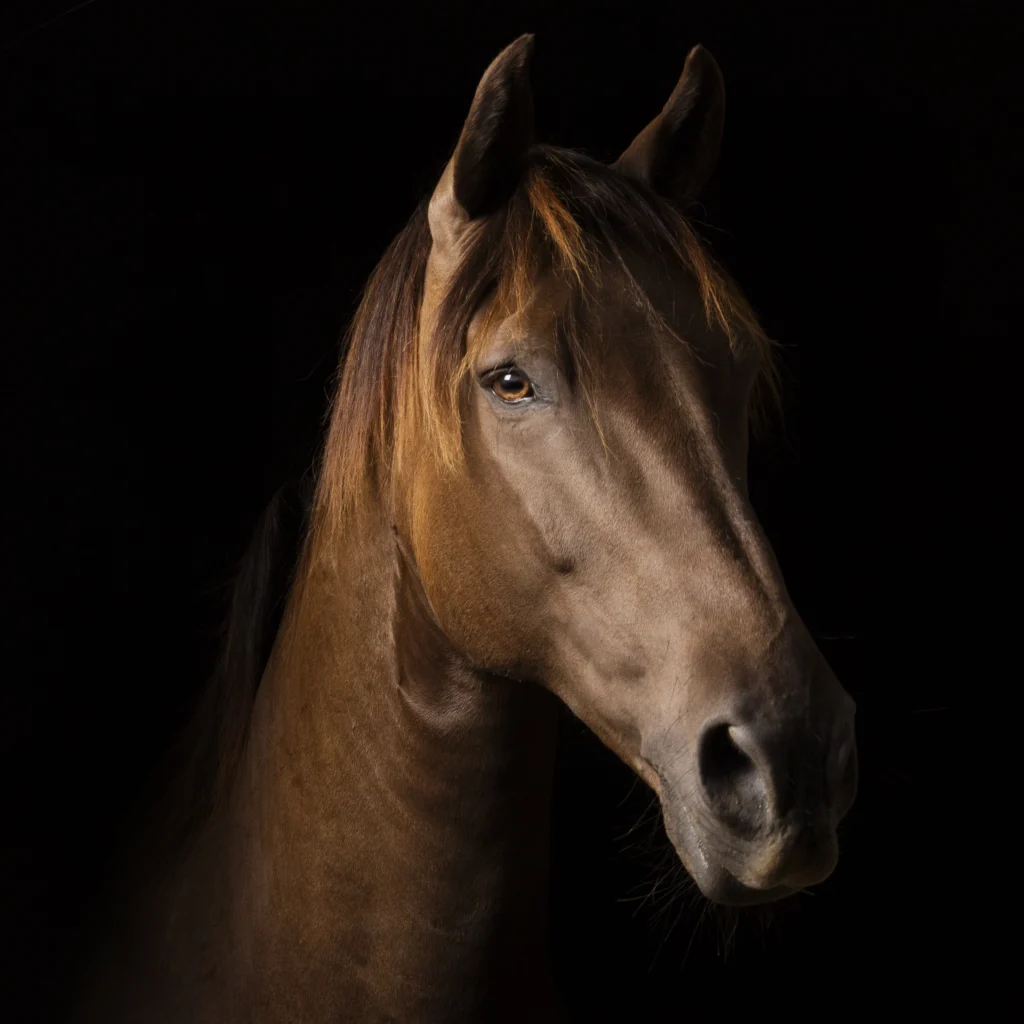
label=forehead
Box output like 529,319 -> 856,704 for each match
469,246 -> 734,370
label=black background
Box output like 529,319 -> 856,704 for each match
2,1 -> 1011,1020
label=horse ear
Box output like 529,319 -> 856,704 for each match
428,34 -> 535,269
612,45 -> 725,206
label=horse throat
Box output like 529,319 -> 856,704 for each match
210,499 -> 562,1021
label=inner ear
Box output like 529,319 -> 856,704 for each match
612,45 -> 725,206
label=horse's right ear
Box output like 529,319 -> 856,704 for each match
428,35 -> 535,274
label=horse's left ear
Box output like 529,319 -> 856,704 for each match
428,35 -> 535,273
612,45 -> 725,206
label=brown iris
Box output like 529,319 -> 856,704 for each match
490,368 -> 534,403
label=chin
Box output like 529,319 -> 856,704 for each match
687,864 -> 797,907
664,807 -> 804,908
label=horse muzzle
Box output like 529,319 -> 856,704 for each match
645,697 -> 858,905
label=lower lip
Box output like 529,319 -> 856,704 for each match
703,874 -> 795,907
662,797 -> 797,906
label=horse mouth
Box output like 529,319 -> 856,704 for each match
657,800 -> 801,905
643,749 -> 845,906
682,861 -> 797,907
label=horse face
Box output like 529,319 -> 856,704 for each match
400,34 -> 856,905
405,250 -> 856,904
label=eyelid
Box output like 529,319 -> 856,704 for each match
480,364 -> 530,394
479,359 -> 519,380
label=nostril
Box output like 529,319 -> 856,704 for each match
698,723 -> 771,836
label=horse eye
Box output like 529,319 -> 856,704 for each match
490,368 -> 534,403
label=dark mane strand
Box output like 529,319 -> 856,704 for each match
160,475 -> 313,849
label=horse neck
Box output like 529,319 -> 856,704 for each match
219,495 -> 562,1020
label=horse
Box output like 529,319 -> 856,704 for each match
74,34 -> 857,1024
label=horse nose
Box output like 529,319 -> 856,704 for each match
697,705 -> 858,837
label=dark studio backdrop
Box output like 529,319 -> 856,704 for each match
2,1 -> 1011,1020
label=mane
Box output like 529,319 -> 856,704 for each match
313,144 -> 777,538
155,475 -> 313,849
165,145 -> 776,843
